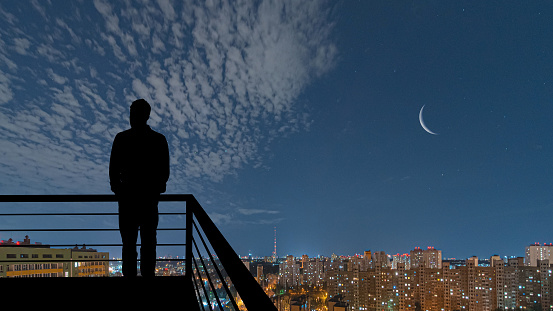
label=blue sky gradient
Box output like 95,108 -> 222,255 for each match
1,1 -> 553,259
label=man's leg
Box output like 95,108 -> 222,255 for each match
139,199 -> 159,278
119,200 -> 139,278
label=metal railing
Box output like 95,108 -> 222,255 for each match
0,194 -> 277,311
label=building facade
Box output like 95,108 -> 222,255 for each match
323,255 -> 553,311
0,237 -> 109,278
526,243 -> 553,267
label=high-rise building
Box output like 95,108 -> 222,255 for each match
257,264 -> 264,284
327,257 -> 348,299
410,247 -> 424,269
502,257 -> 553,310
364,250 -> 372,268
525,243 -> 553,266
538,259 -> 552,309
279,255 -> 300,289
326,253 -> 397,311
392,253 -> 411,270
322,253 -> 553,311
300,256 -> 326,287
271,248 -> 553,311
410,246 -> 442,269
424,247 -> 442,269
372,250 -> 388,268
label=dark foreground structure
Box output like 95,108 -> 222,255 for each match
0,194 -> 276,310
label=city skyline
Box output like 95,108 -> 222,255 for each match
1,1 -> 553,260
4,235 -> 553,310
3,233 -> 553,263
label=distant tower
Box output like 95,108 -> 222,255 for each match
272,226 -> 277,262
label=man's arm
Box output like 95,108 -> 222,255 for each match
160,136 -> 170,193
109,134 -> 122,194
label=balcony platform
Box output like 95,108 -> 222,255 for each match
0,194 -> 277,310
1,276 -> 201,310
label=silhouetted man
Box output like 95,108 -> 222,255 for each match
109,99 -> 170,278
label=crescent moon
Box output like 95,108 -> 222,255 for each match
419,105 -> 438,135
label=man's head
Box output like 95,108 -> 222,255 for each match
130,99 -> 151,128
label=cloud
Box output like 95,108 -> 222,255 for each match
156,0 -> 176,21
208,210 -> 284,227
209,212 -> 233,226
47,68 -> 68,85
13,38 -> 31,55
0,0 -> 337,194
238,208 -> 280,216
0,70 -> 13,105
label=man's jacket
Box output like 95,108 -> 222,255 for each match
109,125 -> 170,195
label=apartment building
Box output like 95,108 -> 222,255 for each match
0,236 -> 109,278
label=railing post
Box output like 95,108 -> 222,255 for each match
185,196 -> 195,287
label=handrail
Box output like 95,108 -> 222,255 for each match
0,194 -> 188,267
193,219 -> 240,310
0,194 -> 277,311
0,194 -> 194,202
188,196 -> 278,311
0,213 -> 185,215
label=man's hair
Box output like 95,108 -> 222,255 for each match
131,99 -> 151,117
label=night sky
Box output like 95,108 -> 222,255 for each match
1,1 -> 553,260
